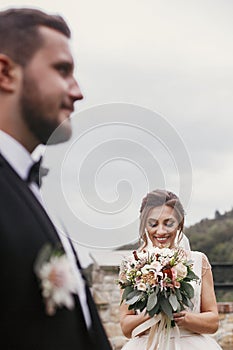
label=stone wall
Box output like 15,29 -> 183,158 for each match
214,302 -> 233,350
90,254 -> 233,350
91,265 -> 126,350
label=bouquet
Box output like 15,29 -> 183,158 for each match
117,247 -> 199,325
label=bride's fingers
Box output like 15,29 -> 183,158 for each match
173,312 -> 186,322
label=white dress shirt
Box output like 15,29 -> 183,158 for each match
0,130 -> 91,328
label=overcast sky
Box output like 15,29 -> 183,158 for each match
1,0 -> 233,265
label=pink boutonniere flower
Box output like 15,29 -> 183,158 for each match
34,244 -> 76,316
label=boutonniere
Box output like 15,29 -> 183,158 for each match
34,243 -> 76,316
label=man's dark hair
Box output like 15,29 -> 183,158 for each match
0,8 -> 71,66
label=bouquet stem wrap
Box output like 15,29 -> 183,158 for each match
132,313 -> 181,350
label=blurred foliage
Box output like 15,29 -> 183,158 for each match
185,208 -> 233,262
185,208 -> 233,301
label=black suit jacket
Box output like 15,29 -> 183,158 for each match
0,154 -> 112,350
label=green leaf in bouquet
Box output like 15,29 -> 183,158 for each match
180,281 -> 194,299
122,286 -> 134,298
146,291 -> 158,312
169,293 -> 179,312
128,304 -> 137,310
184,269 -> 199,282
181,294 -> 194,309
121,286 -> 134,304
148,300 -> 161,317
125,290 -> 143,305
126,289 -> 140,300
160,297 -> 173,319
134,295 -> 147,312
175,288 -> 182,302
137,297 -> 147,312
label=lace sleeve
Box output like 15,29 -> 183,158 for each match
202,253 -> 211,277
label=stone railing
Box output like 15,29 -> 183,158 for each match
89,251 -> 233,350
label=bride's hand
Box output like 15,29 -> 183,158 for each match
173,311 -> 188,327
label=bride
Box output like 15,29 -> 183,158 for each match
118,189 -> 222,350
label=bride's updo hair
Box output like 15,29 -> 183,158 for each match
139,189 -> 185,249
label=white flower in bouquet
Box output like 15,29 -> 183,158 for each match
173,262 -> 188,280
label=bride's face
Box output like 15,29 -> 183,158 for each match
145,205 -> 179,248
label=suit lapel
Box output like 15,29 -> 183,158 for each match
0,154 -> 60,244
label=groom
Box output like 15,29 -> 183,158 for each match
0,8 -> 112,350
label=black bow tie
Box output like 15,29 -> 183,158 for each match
27,157 -> 49,188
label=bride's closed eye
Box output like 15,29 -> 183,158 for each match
165,220 -> 176,228
148,220 -> 158,228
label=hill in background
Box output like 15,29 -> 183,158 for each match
185,208 -> 233,262
185,208 -> 233,301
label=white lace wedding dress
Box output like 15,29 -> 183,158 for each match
121,251 -> 222,350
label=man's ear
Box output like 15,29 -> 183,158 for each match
0,54 -> 21,92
